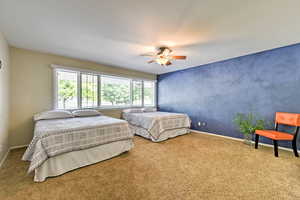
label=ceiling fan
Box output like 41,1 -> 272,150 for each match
141,47 -> 186,66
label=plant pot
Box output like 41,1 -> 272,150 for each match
243,134 -> 253,145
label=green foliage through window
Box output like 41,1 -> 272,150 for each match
81,74 -> 98,107
132,81 -> 142,106
57,71 -> 77,109
55,69 -> 155,109
101,82 -> 130,105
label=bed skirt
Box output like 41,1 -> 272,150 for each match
129,125 -> 190,142
34,139 -> 133,182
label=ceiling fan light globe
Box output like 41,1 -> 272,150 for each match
156,57 -> 169,65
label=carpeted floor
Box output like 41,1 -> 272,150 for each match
0,132 -> 299,200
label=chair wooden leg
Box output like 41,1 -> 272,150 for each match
255,134 -> 259,149
292,139 -> 299,157
273,140 -> 278,157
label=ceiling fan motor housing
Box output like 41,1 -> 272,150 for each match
143,46 -> 186,66
157,46 -> 172,55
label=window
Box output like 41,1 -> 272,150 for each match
144,81 -> 155,106
81,74 -> 98,108
101,76 -> 131,106
54,66 -> 156,109
56,70 -> 78,109
132,80 -> 142,106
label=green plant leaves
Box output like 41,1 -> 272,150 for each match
233,113 -> 267,135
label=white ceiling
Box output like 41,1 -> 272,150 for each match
1,0 -> 300,74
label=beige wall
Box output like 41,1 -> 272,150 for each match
9,47 -> 156,147
0,32 -> 10,163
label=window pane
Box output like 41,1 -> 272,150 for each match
101,76 -> 131,106
81,74 -> 98,108
57,71 -> 78,109
144,81 -> 155,106
132,80 -> 142,106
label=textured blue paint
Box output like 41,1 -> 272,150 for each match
158,43 -> 300,149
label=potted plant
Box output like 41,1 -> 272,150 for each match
233,113 -> 266,145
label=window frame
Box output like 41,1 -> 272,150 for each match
143,80 -> 156,107
52,65 -> 156,110
53,68 -> 80,109
80,73 -> 99,109
132,79 -> 143,107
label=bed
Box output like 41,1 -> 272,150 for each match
22,110 -> 134,182
122,109 -> 191,142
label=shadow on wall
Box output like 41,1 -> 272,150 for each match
158,43 -> 300,149
9,118 -> 34,147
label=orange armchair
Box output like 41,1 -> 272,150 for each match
254,112 -> 300,157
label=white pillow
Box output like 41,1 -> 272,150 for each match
34,110 -> 74,121
123,108 -> 143,113
143,107 -> 157,112
72,109 -> 101,117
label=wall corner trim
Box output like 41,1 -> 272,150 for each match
0,144 -> 29,168
0,149 -> 10,168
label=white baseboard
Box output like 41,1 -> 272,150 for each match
0,144 -> 29,168
191,129 -> 300,153
0,149 -> 10,168
10,144 -> 28,150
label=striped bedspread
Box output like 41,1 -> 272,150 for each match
22,116 -> 133,173
123,111 -> 191,140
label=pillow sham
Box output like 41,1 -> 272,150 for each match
34,110 -> 74,121
143,107 -> 157,112
72,109 -> 102,117
123,108 -> 143,113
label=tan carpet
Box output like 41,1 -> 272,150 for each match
0,133 -> 299,200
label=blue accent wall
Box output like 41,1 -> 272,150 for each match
158,44 -> 300,149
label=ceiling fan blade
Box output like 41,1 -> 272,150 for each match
141,53 -> 156,57
171,56 -> 186,60
147,60 -> 155,64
